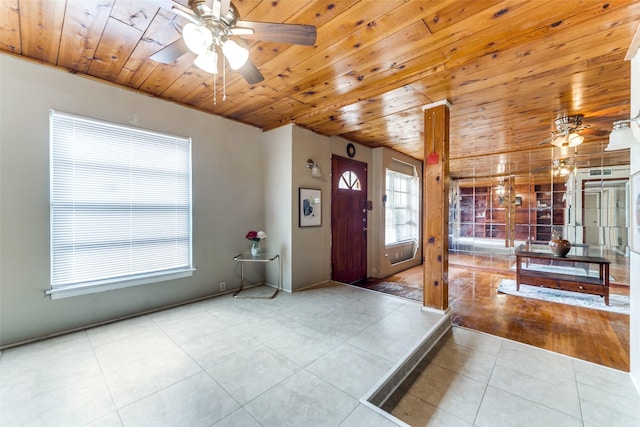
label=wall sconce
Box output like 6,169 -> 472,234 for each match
306,159 -> 322,178
606,112 -> 639,151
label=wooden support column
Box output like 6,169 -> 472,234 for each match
506,176 -> 516,248
422,101 -> 450,312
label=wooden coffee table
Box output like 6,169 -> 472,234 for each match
514,244 -> 610,305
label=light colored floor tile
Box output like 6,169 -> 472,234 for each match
448,326 -> 504,357
384,305 -> 444,331
489,362 -> 581,418
340,404 -> 405,427
0,374 -> 115,427
278,298 -> 341,324
233,312 -> 303,343
304,308 -> 381,341
390,393 -> 472,427
0,331 -> 91,370
0,347 -> 102,406
475,386 -> 582,427
346,295 -> 405,320
91,328 -> 177,370
84,412 -> 124,427
206,344 -> 298,404
577,381 -> 640,427
244,369 -> 359,427
11,283 -> 633,427
264,323 -> 343,367
151,310 -> 231,344
212,408 -> 262,427
574,359 -> 640,401
179,326 -> 261,369
496,339 -> 575,382
346,318 -> 426,362
429,335 -> 497,383
118,372 -> 239,427
87,316 -> 159,348
306,342 -> 395,399
404,362 -> 487,423
101,346 -> 202,408
201,303 -> 274,327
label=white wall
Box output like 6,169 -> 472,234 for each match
290,127 -> 332,290
263,125 -> 293,291
629,49 -> 640,390
0,55 -> 264,346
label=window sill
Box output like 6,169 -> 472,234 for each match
46,268 -> 195,300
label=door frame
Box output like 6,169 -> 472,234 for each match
330,155 -> 368,283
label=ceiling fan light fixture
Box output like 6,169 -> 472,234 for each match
183,23 -> 213,55
221,39 -> 249,70
567,132 -> 584,147
194,49 -> 218,74
551,135 -> 567,147
605,120 -> 637,151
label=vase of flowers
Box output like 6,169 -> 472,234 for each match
246,230 -> 267,257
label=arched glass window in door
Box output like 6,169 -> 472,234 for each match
338,171 -> 362,190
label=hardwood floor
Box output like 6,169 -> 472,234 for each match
363,253 -> 631,371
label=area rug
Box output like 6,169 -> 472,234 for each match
497,279 -> 629,315
353,280 -> 422,302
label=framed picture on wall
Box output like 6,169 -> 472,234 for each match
299,188 -> 321,227
632,172 -> 640,253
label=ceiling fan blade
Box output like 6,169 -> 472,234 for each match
150,38 -> 190,64
237,60 -> 264,84
537,135 -> 553,145
580,127 -> 609,136
171,1 -> 201,23
219,0 -> 230,18
235,20 -> 317,46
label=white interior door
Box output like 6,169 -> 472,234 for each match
584,193 -> 600,244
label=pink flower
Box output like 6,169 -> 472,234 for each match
246,230 -> 267,241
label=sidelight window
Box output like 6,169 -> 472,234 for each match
385,169 -> 419,245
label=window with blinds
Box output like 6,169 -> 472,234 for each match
385,169 -> 419,245
48,110 -> 193,299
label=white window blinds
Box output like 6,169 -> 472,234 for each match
385,169 -> 419,245
49,110 -> 193,298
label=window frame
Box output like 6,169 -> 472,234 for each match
385,167 -> 419,246
47,110 -> 194,299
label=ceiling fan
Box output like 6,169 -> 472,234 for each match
537,114 -> 608,148
150,0 -> 317,84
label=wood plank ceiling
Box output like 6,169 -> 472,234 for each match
1,0 -> 638,183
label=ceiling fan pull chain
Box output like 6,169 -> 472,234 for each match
223,54 -> 227,102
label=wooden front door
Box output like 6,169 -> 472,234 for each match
331,155 -> 367,283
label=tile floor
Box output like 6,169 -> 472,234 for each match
1,282 -> 638,427
384,326 -> 640,427
0,282 -> 440,427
